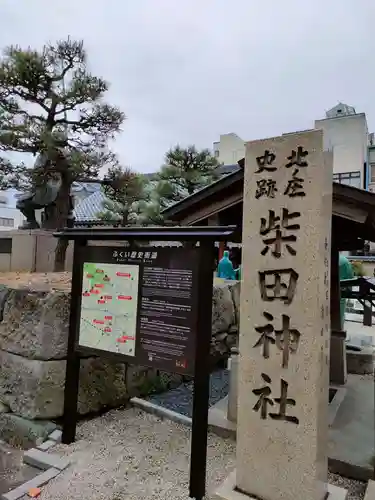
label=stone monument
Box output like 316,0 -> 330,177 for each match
214,130 -> 347,500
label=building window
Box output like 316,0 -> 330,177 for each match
214,150 -> 220,158
370,164 -> 375,183
333,171 -> 361,189
0,217 -> 14,227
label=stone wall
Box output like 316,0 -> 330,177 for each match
211,281 -> 240,357
0,281 -> 240,446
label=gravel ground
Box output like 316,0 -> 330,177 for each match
38,407 -> 367,500
0,272 -> 71,290
147,369 -> 229,417
0,440 -> 39,495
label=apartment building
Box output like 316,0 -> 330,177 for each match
213,133 -> 245,165
213,103 -> 370,190
315,103 -> 368,190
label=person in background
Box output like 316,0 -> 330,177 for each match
217,250 -> 236,280
339,254 -> 354,330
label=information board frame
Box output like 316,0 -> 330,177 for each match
74,244 -> 201,375
54,225 -> 236,500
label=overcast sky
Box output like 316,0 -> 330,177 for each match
0,0 -> 374,173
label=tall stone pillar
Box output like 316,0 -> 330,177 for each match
214,131 -> 347,500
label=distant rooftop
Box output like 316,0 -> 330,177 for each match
325,102 -> 356,119
73,190 -> 106,222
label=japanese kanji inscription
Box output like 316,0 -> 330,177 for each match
253,373 -> 299,424
260,209 -> 300,258
253,312 -> 300,368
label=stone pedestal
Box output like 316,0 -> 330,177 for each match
214,471 -> 348,500
215,131 -> 347,500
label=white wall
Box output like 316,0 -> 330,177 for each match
0,205 -> 25,230
314,113 -> 368,187
215,133 -> 245,165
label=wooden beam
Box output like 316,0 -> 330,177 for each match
181,192 -> 243,225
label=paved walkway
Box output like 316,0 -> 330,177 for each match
329,374 -> 374,480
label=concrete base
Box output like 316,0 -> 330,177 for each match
364,480 -> 375,500
208,396 -> 236,439
346,347 -> 374,375
213,471 -> 348,500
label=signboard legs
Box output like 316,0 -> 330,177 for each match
189,241 -> 215,500
62,239 -> 87,444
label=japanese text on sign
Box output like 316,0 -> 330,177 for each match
252,146 -> 310,424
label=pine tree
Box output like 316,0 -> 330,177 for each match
98,166 -> 147,225
158,145 -> 220,202
0,38 -> 124,270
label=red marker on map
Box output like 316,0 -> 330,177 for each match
98,300 -> 105,304
83,292 -> 90,297
105,315 -> 112,320
104,295 -> 112,300
104,327 -> 112,333
93,319 -> 104,325
116,335 -> 133,343
86,274 -> 93,278
116,272 -> 131,277
95,284 -> 104,288
118,295 -> 132,300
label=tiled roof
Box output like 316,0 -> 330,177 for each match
73,190 -> 107,222
71,181 -> 102,194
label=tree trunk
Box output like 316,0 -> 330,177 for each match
54,238 -> 69,272
52,179 -> 72,272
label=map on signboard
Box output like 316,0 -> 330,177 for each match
78,262 -> 140,356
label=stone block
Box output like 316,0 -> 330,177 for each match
0,350 -> 128,419
0,413 -> 57,448
0,468 -> 60,500
48,429 -> 62,443
125,365 -> 182,397
23,448 -> 70,471
212,284 -> 235,335
0,401 -> 9,414
0,288 -> 70,360
37,439 -> 56,451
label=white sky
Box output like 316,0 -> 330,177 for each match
0,0 -> 374,173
